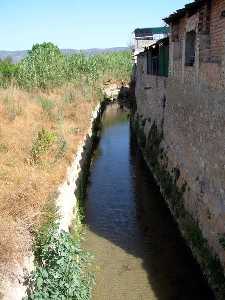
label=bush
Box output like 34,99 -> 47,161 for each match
38,97 -> 55,113
24,224 -> 94,300
0,57 -> 18,88
31,129 -> 56,163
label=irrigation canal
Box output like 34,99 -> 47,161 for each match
83,104 -> 215,300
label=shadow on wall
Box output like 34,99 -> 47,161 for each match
117,75 -> 136,110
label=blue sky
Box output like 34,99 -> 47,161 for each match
0,0 -> 191,50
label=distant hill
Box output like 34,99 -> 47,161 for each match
0,47 -> 129,63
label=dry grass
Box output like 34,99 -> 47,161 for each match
0,84 -> 99,282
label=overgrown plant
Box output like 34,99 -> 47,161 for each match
24,223 -> 94,300
0,57 -> 18,87
31,129 -> 56,164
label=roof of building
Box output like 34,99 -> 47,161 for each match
134,27 -> 169,37
164,0 -> 207,24
144,37 -> 169,51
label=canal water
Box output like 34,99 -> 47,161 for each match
84,104 -> 214,300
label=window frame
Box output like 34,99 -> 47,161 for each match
185,30 -> 196,67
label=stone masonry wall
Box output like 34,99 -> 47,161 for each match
133,49 -> 225,299
170,0 -> 225,89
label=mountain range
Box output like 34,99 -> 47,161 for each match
0,47 -> 129,63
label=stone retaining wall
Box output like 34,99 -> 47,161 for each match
132,52 -> 225,299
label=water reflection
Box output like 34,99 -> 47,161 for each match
84,104 -> 214,300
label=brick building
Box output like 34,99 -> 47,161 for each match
164,0 -> 225,89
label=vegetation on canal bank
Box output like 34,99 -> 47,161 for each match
0,42 -> 132,297
24,221 -> 94,300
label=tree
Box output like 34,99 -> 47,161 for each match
17,42 -> 65,89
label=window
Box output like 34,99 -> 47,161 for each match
146,52 -> 159,75
146,42 -> 169,77
185,31 -> 196,66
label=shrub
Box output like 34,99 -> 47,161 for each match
31,129 -> 56,163
24,224 -> 94,300
0,57 -> 18,88
38,97 -> 55,113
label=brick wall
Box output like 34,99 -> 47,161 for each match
210,0 -> 225,63
134,2 -> 225,296
170,0 -> 225,89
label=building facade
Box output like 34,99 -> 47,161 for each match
132,27 -> 168,61
133,1 -> 225,298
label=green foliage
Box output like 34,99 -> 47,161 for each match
24,223 -> 94,300
0,57 -> 18,88
17,43 -> 65,89
64,51 -> 132,85
38,96 -> 55,113
64,53 -> 98,84
92,51 -> 133,82
14,42 -> 132,90
0,43 -> 133,90
31,129 -> 56,163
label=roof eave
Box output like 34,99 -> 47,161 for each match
163,0 -> 207,24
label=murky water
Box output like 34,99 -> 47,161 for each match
84,104 -> 214,300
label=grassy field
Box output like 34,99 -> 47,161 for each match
0,42 -> 132,297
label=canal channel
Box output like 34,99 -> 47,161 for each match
83,104 -> 214,300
